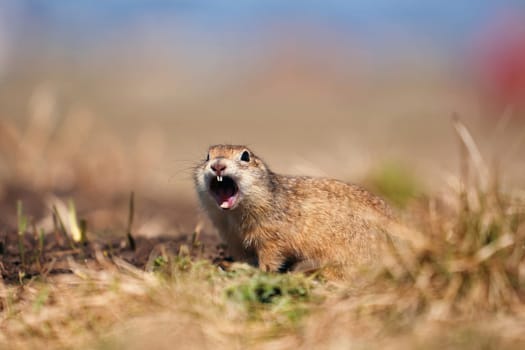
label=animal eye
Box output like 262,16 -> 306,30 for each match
205,153 -> 210,161
240,150 -> 250,162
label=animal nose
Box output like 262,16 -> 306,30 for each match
211,162 -> 226,174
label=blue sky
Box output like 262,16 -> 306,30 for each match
2,0 -> 523,66
18,0 -> 525,43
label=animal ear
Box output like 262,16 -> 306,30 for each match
240,150 -> 250,162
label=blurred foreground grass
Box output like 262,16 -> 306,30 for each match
1,205 -> 524,350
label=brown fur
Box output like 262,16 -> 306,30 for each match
194,145 -> 423,279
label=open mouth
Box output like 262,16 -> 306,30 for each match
209,175 -> 239,209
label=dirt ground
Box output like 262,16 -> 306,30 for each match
0,183 -> 224,284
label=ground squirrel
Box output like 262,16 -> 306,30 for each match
194,144 -> 422,279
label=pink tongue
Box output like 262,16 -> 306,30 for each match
217,188 -> 235,208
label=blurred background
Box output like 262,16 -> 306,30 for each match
0,1 -> 524,233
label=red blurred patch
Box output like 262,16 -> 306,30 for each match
476,12 -> 525,111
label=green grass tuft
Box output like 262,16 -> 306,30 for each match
366,161 -> 421,207
226,272 -> 317,325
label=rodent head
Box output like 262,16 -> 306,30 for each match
194,145 -> 271,211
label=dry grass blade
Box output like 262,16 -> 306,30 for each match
452,114 -> 489,191
17,201 -> 27,267
52,204 -> 75,250
67,200 -> 82,243
127,191 -> 136,251
475,232 -> 514,264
